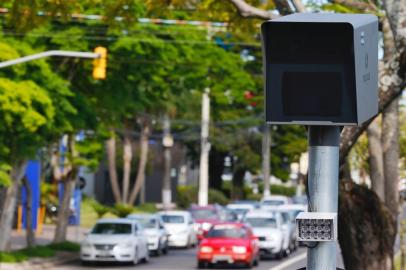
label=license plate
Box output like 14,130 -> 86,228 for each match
212,255 -> 233,263
99,251 -> 111,256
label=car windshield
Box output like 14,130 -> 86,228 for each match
133,217 -> 157,229
262,200 -> 284,206
233,208 -> 248,215
190,209 -> 217,220
245,217 -> 277,228
207,225 -> 247,239
161,215 -> 185,224
91,223 -> 132,234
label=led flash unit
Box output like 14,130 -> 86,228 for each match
296,212 -> 337,242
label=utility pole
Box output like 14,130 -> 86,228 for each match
198,88 -> 210,206
162,114 -> 174,209
307,126 -> 340,270
262,124 -> 271,197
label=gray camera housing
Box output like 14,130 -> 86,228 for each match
261,13 -> 378,126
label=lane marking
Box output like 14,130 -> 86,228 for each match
269,252 -> 307,270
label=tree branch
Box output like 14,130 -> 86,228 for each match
226,0 -> 276,20
339,58 -> 405,165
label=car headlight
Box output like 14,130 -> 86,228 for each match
81,241 -> 92,249
201,222 -> 212,231
232,246 -> 247,254
200,246 -> 213,253
117,242 -> 132,249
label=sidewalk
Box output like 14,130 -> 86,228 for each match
10,224 -> 89,250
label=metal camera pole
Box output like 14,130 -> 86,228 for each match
307,126 -> 340,270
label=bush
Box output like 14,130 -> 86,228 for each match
88,198 -> 110,218
269,184 -> 296,197
176,186 -> 197,209
136,203 -> 157,213
208,189 -> 229,205
176,186 -> 229,208
48,241 -> 80,252
110,203 -> 135,217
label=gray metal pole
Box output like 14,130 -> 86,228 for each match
0,50 -> 100,68
307,126 -> 340,270
262,123 -> 271,197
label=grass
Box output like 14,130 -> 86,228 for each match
0,241 -> 80,263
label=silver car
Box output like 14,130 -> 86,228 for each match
127,214 -> 169,255
80,218 -> 149,265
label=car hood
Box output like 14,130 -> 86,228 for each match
201,238 -> 249,248
85,234 -> 132,244
194,218 -> 218,224
252,227 -> 283,238
164,224 -> 187,234
144,228 -> 159,236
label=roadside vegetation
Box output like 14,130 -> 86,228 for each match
0,242 -> 80,263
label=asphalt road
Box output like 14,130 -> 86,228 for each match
58,246 -> 344,270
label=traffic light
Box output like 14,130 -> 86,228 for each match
93,46 -> 107,80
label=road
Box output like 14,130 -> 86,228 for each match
58,246 -> 344,270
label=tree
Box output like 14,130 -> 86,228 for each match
0,39 -> 70,249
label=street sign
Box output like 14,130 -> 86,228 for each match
262,13 -> 378,126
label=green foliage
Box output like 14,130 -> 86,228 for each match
110,203 -> 135,218
0,241 -> 79,262
0,163 -> 11,187
136,203 -> 158,213
47,241 -> 80,252
176,185 -> 229,208
88,198 -> 110,219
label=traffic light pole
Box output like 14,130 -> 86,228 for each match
307,126 -> 340,270
0,50 -> 100,69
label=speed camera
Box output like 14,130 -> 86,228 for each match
261,13 -> 378,126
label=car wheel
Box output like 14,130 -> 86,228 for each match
253,255 -> 259,266
163,242 -> 169,255
133,248 -> 139,265
276,249 -> 284,260
197,260 -> 207,269
142,250 -> 150,263
81,260 -> 91,266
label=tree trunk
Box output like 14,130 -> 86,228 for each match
208,147 -> 226,191
367,119 -> 385,201
0,160 -> 28,251
122,130 -> 132,204
128,117 -> 150,205
106,133 -> 121,203
53,175 -> 76,243
231,167 -> 246,200
338,179 -> 396,270
22,177 -> 35,247
54,135 -> 78,243
382,96 -> 400,218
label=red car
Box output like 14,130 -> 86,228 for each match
189,205 -> 222,241
197,222 -> 260,269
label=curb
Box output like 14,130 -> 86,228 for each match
0,252 -> 79,270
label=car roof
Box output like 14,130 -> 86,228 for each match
245,210 -> 277,218
127,213 -> 157,219
262,195 -> 289,201
96,218 -> 137,224
211,222 -> 245,228
277,204 -> 307,211
158,210 -> 190,216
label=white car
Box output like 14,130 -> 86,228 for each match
80,218 -> 149,265
226,203 -> 256,221
127,214 -> 169,255
243,210 -> 289,259
159,210 -> 198,248
261,195 -> 291,209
